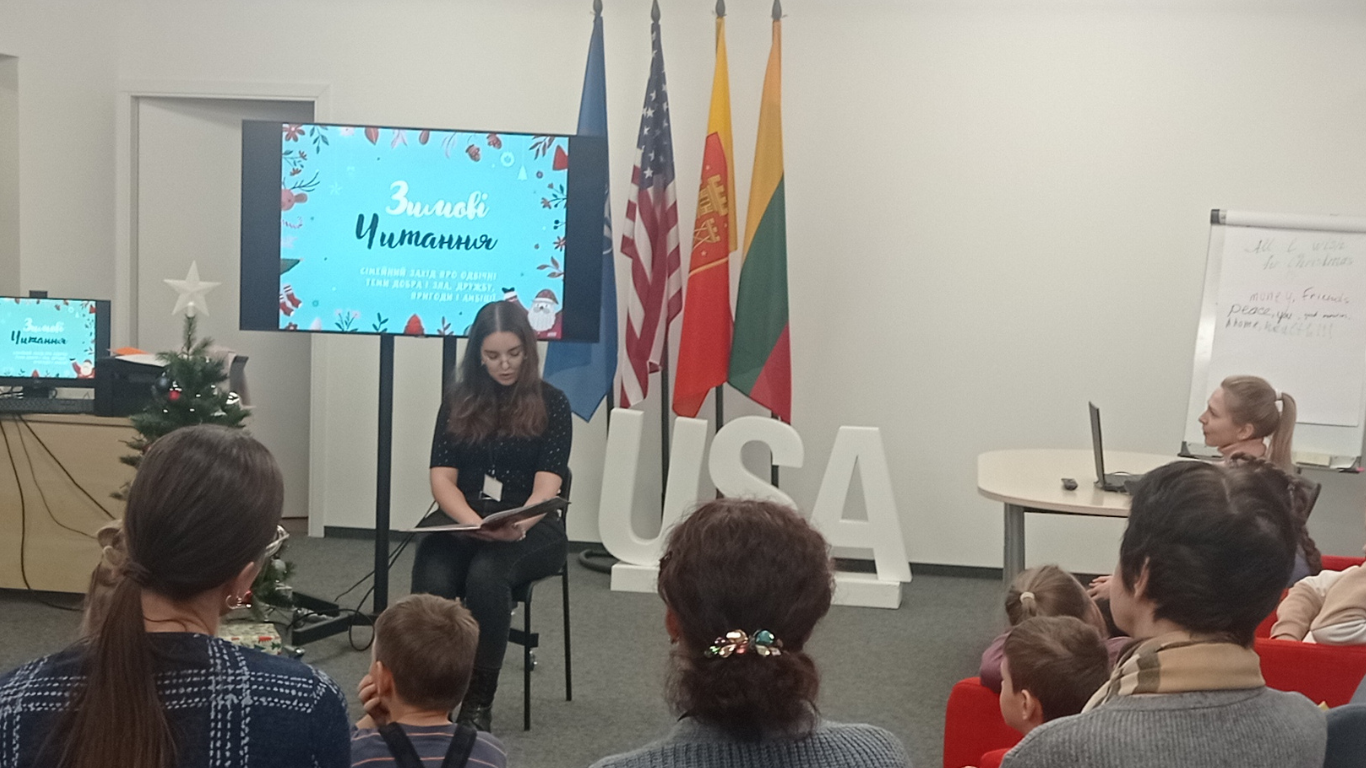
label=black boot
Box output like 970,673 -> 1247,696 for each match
455,666 -> 500,732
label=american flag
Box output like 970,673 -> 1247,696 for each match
616,12 -> 682,409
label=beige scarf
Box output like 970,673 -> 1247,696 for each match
1083,630 -> 1264,712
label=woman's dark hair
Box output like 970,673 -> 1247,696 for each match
657,498 -> 834,741
1118,456 -> 1300,646
445,300 -> 546,442
55,426 -> 283,768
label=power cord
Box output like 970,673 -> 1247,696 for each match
284,501 -> 433,652
331,500 -> 435,604
14,418 -> 96,540
1,417 -> 83,613
332,527 -> 420,604
15,415 -> 115,520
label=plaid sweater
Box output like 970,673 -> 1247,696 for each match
0,632 -> 350,768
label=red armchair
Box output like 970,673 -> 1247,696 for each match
1255,554 -> 1366,707
1321,555 -> 1365,572
943,677 -> 1020,768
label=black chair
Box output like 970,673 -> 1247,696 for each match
507,470 -> 571,730
1302,476 -> 1323,518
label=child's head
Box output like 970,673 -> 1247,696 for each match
999,616 -> 1111,735
1006,564 -> 1104,633
371,594 -> 479,714
81,520 -> 128,638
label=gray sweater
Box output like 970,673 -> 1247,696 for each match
589,718 -> 911,768
1000,688 -> 1325,768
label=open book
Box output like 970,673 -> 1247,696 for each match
402,496 -> 569,533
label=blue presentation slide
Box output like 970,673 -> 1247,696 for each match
278,124 -> 570,337
0,298 -> 100,379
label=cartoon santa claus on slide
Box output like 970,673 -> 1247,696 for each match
502,287 -> 562,339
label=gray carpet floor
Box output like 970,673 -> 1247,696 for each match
0,533 -> 1005,768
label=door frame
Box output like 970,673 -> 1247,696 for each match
114,81 -> 332,535
115,80 -> 331,348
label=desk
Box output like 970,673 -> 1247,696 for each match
0,414 -> 134,593
977,449 -> 1181,587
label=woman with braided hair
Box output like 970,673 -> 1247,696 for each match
590,498 -> 911,768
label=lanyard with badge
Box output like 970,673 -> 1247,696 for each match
481,439 -> 502,504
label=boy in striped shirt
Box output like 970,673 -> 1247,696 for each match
353,595 -> 506,768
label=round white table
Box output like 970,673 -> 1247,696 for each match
977,449 -> 1187,587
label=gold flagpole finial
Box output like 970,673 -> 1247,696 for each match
772,0 -> 782,21
651,0 -> 661,23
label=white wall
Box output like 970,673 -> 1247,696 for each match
0,0 -> 118,300
0,56 -> 18,296
11,0 -> 1366,569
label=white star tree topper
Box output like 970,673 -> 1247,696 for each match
164,261 -> 221,317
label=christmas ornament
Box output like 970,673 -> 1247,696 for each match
164,261 -> 221,318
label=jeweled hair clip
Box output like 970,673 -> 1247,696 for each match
704,629 -> 783,659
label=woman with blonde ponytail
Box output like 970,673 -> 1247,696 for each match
1197,375 -> 1319,581
0,426 -> 349,768
1199,375 -> 1297,470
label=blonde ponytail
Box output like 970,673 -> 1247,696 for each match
1005,565 -> 1092,626
1268,392 -> 1297,471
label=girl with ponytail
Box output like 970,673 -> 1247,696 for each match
590,498 -> 911,768
0,425 -> 349,768
979,565 -> 1128,693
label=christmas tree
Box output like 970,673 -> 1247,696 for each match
120,313 -> 248,462
118,313 -> 294,620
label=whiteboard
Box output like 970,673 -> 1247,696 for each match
1184,209 -> 1366,467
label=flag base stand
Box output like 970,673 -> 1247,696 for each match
576,548 -> 617,574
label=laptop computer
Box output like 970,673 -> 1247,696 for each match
1090,402 -> 1145,493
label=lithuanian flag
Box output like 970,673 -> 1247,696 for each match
728,0 -> 790,422
672,1 -> 736,419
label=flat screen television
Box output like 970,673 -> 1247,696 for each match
0,297 -> 111,388
240,121 -> 608,340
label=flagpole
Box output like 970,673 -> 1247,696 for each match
771,411 -> 780,487
660,334 -> 672,496
656,0 -> 672,501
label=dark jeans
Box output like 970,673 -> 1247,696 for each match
410,515 -> 567,670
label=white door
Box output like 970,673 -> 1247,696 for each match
135,97 -> 314,519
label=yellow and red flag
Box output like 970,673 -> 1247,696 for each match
672,0 -> 736,418
729,0 -> 790,422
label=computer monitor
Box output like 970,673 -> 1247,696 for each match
239,121 -> 608,340
0,297 -> 112,390
1089,401 -> 1107,482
